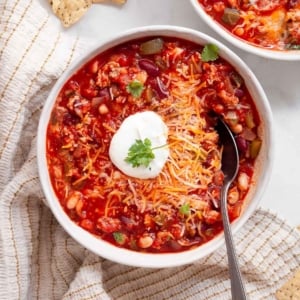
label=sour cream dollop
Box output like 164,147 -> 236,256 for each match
109,111 -> 169,179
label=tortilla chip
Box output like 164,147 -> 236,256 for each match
49,0 -> 126,27
49,0 -> 92,27
275,268 -> 300,300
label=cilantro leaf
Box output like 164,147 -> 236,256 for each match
113,232 -> 126,245
125,138 -> 155,168
179,203 -> 190,216
201,44 -> 219,62
286,44 -> 300,50
126,80 -> 144,98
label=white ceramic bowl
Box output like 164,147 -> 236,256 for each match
37,25 -> 274,268
190,0 -> 300,60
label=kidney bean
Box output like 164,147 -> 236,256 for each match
63,112 -> 80,126
98,87 -> 110,100
235,136 -> 248,154
155,77 -> 168,97
234,88 -> 244,98
147,77 -> 168,99
138,59 -> 160,77
92,88 -> 110,106
287,0 -> 299,8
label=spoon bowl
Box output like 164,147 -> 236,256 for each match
216,118 -> 248,300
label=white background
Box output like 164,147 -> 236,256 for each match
66,0 -> 300,226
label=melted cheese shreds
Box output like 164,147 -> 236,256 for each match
109,111 -> 169,179
259,9 -> 286,41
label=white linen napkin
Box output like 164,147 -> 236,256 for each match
1,1 -> 299,299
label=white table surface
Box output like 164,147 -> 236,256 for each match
65,0 -> 300,227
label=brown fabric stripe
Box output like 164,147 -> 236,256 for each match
63,281 -> 105,299
0,30 -> 60,161
49,213 -> 56,299
78,291 -> 107,300
237,210 -> 269,249
240,216 -> 286,267
8,176 -> 39,298
149,266 -> 194,299
247,237 -> 300,297
155,255 -> 227,299
62,262 -> 134,298
115,254 -> 224,299
52,231 -> 69,288
0,0 -> 33,55
64,238 -> 81,266
25,195 -> 35,298
35,201 -> 44,299
8,204 -> 21,299
0,0 -> 10,25
0,14 -> 49,101
0,0 -> 17,36
161,255 -> 224,300
0,19 -> 50,164
107,269 -> 163,296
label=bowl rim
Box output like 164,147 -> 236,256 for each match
37,25 -> 275,268
190,0 -> 300,61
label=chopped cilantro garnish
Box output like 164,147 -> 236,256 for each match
125,138 -> 155,168
113,232 -> 126,245
201,44 -> 219,62
179,203 -> 190,216
286,44 -> 300,50
126,80 -> 144,98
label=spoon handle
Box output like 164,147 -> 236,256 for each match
221,182 -> 248,300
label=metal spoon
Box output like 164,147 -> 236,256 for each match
216,118 -> 248,300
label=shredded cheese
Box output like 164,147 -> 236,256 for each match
100,56 -> 222,216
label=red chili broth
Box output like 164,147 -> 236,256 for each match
46,37 -> 261,253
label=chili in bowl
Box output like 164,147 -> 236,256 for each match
190,0 -> 300,60
37,25 -> 274,268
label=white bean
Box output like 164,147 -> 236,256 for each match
99,103 -> 109,114
231,123 -> 243,134
238,173 -> 249,191
138,235 -> 153,248
66,191 -> 82,210
228,187 -> 239,204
